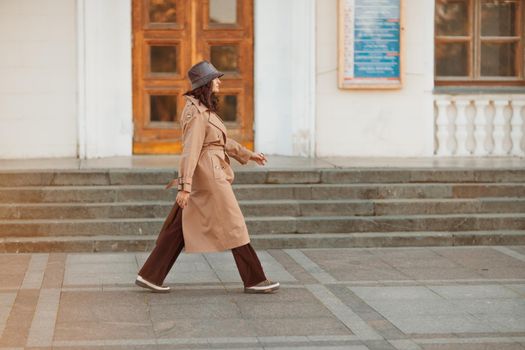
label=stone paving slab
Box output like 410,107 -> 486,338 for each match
1,246 -> 525,349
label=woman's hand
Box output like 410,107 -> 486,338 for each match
176,190 -> 190,208
249,152 -> 268,166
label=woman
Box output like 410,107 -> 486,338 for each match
135,60 -> 280,294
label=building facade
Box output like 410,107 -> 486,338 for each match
0,0 -> 523,159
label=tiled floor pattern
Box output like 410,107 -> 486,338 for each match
0,246 -> 525,349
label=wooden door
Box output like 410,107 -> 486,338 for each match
132,0 -> 254,154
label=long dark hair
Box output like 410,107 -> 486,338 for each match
184,80 -> 218,112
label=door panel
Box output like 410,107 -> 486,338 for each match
132,0 -> 253,154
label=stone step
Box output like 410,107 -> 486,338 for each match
0,198 -> 524,220
1,183 -> 524,203
1,168 -> 524,187
2,230 -> 524,253
1,213 -> 524,237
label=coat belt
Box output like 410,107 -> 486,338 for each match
201,145 -> 225,151
165,145 -> 228,190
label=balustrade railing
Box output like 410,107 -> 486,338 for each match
434,95 -> 525,157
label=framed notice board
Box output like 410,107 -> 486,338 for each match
338,0 -> 404,89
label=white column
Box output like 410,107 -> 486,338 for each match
473,99 -> 490,156
492,100 -> 508,155
254,0 -> 316,157
510,100 -> 525,156
290,0 -> 316,157
77,0 -> 133,158
435,99 -> 450,156
77,0 -> 87,159
454,100 -> 470,156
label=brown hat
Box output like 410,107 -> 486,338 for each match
187,60 -> 224,90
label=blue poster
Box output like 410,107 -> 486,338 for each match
353,0 -> 401,80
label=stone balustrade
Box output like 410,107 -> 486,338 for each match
434,95 -> 525,157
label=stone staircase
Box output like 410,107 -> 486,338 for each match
0,168 -> 524,252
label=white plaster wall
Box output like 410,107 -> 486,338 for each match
79,0 -> 133,158
316,0 -> 435,157
254,0 -> 316,156
0,0 -> 78,158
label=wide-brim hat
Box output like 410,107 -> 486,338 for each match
188,60 -> 224,90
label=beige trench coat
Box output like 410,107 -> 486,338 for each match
165,95 -> 254,253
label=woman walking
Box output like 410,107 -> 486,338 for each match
135,60 -> 280,294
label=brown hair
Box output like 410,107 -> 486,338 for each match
184,80 -> 218,112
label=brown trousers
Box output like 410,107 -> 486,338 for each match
138,202 -> 267,288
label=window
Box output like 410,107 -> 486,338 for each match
435,0 -> 524,85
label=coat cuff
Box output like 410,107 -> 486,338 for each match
165,177 -> 192,192
176,176 -> 192,192
177,182 -> 192,192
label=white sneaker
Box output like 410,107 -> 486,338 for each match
244,279 -> 280,294
135,275 -> 170,293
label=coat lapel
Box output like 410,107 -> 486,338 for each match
207,111 -> 227,137
185,95 -> 227,138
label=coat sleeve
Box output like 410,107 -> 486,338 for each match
174,107 -> 207,192
225,137 -> 253,165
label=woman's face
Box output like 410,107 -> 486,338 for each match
211,78 -> 221,93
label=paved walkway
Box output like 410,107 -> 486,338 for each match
0,246 -> 525,349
